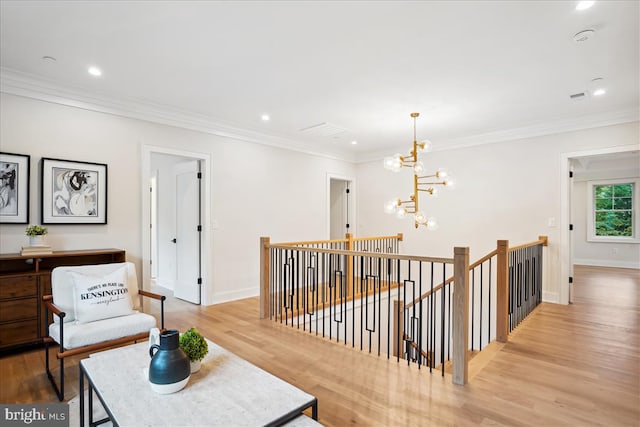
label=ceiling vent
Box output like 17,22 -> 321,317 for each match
299,122 -> 347,137
570,92 -> 587,100
573,29 -> 595,42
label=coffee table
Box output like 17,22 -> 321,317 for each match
79,339 -> 318,426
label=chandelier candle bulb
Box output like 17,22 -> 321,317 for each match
384,199 -> 399,214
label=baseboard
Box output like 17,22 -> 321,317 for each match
542,291 -> 559,303
573,258 -> 640,269
209,287 -> 258,305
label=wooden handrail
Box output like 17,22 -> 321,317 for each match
352,233 -> 403,242
508,236 -> 548,253
277,238 -> 349,246
274,233 -> 404,247
403,237 -> 545,311
268,244 -> 454,264
404,249 -> 499,310
405,279 -> 450,309
469,249 -> 498,270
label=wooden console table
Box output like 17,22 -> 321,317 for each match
0,249 -> 125,352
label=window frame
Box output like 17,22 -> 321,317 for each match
587,178 -> 640,243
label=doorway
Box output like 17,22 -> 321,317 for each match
327,174 -> 356,239
142,146 -> 211,305
560,145 -> 639,305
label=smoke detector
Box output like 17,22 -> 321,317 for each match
573,29 -> 595,42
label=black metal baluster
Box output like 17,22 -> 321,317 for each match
488,258 -> 492,343
429,262 -> 434,372
480,262 -> 483,350
471,267 -> 475,351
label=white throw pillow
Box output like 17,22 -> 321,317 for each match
71,266 -> 134,324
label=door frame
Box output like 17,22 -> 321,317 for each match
326,173 -> 356,239
141,145 -> 212,304
559,144 -> 638,305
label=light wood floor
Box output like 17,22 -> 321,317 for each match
1,265 -> 638,426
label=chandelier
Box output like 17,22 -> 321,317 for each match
383,112 -> 454,229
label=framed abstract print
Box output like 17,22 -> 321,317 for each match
41,157 -> 108,224
0,152 -> 30,224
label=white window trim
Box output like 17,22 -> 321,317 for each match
587,178 -> 640,243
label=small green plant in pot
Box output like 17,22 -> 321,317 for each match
179,327 -> 208,373
25,225 -> 48,247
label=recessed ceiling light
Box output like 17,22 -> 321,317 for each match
42,56 -> 56,62
88,66 -> 102,77
590,77 -> 606,96
351,140 -> 358,145
576,1 -> 595,11
261,114 -> 270,121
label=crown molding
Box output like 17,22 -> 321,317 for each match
2,67 -> 636,165
358,108 -> 639,163
0,68 -> 356,163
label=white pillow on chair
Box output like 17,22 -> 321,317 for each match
71,265 -> 134,324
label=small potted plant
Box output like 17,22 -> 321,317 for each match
25,225 -> 48,247
179,327 -> 208,373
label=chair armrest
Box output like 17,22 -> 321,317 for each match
137,289 -> 166,301
43,295 -> 66,320
137,290 -> 166,330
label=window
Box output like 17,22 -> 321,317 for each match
587,179 -> 639,242
594,183 -> 633,236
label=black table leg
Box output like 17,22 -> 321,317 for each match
79,364 -> 84,427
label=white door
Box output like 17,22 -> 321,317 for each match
330,179 -> 351,239
150,172 -> 158,279
174,160 -> 201,304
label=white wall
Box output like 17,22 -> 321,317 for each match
356,121 -> 640,302
0,93 -> 355,304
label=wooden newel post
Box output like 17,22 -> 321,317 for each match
496,240 -> 509,343
260,237 -> 270,319
392,299 -> 404,358
452,247 -> 470,385
345,233 -> 353,297
538,235 -> 548,246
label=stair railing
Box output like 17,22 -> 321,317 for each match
259,235 -> 547,385
260,234 -> 471,385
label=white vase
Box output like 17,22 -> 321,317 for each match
190,360 -> 201,373
29,235 -> 46,247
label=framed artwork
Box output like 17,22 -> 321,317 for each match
0,152 -> 30,224
41,157 -> 108,224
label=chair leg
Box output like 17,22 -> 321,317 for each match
45,342 -> 64,401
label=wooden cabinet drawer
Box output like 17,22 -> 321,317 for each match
0,298 -> 37,322
0,275 -> 38,299
0,320 -> 39,347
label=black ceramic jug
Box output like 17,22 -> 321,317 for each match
148,329 -> 190,394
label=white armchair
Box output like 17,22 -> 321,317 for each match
43,262 -> 165,401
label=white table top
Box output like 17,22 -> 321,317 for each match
81,339 -> 316,426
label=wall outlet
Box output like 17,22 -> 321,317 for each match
548,217 -> 556,227
612,247 -> 619,255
